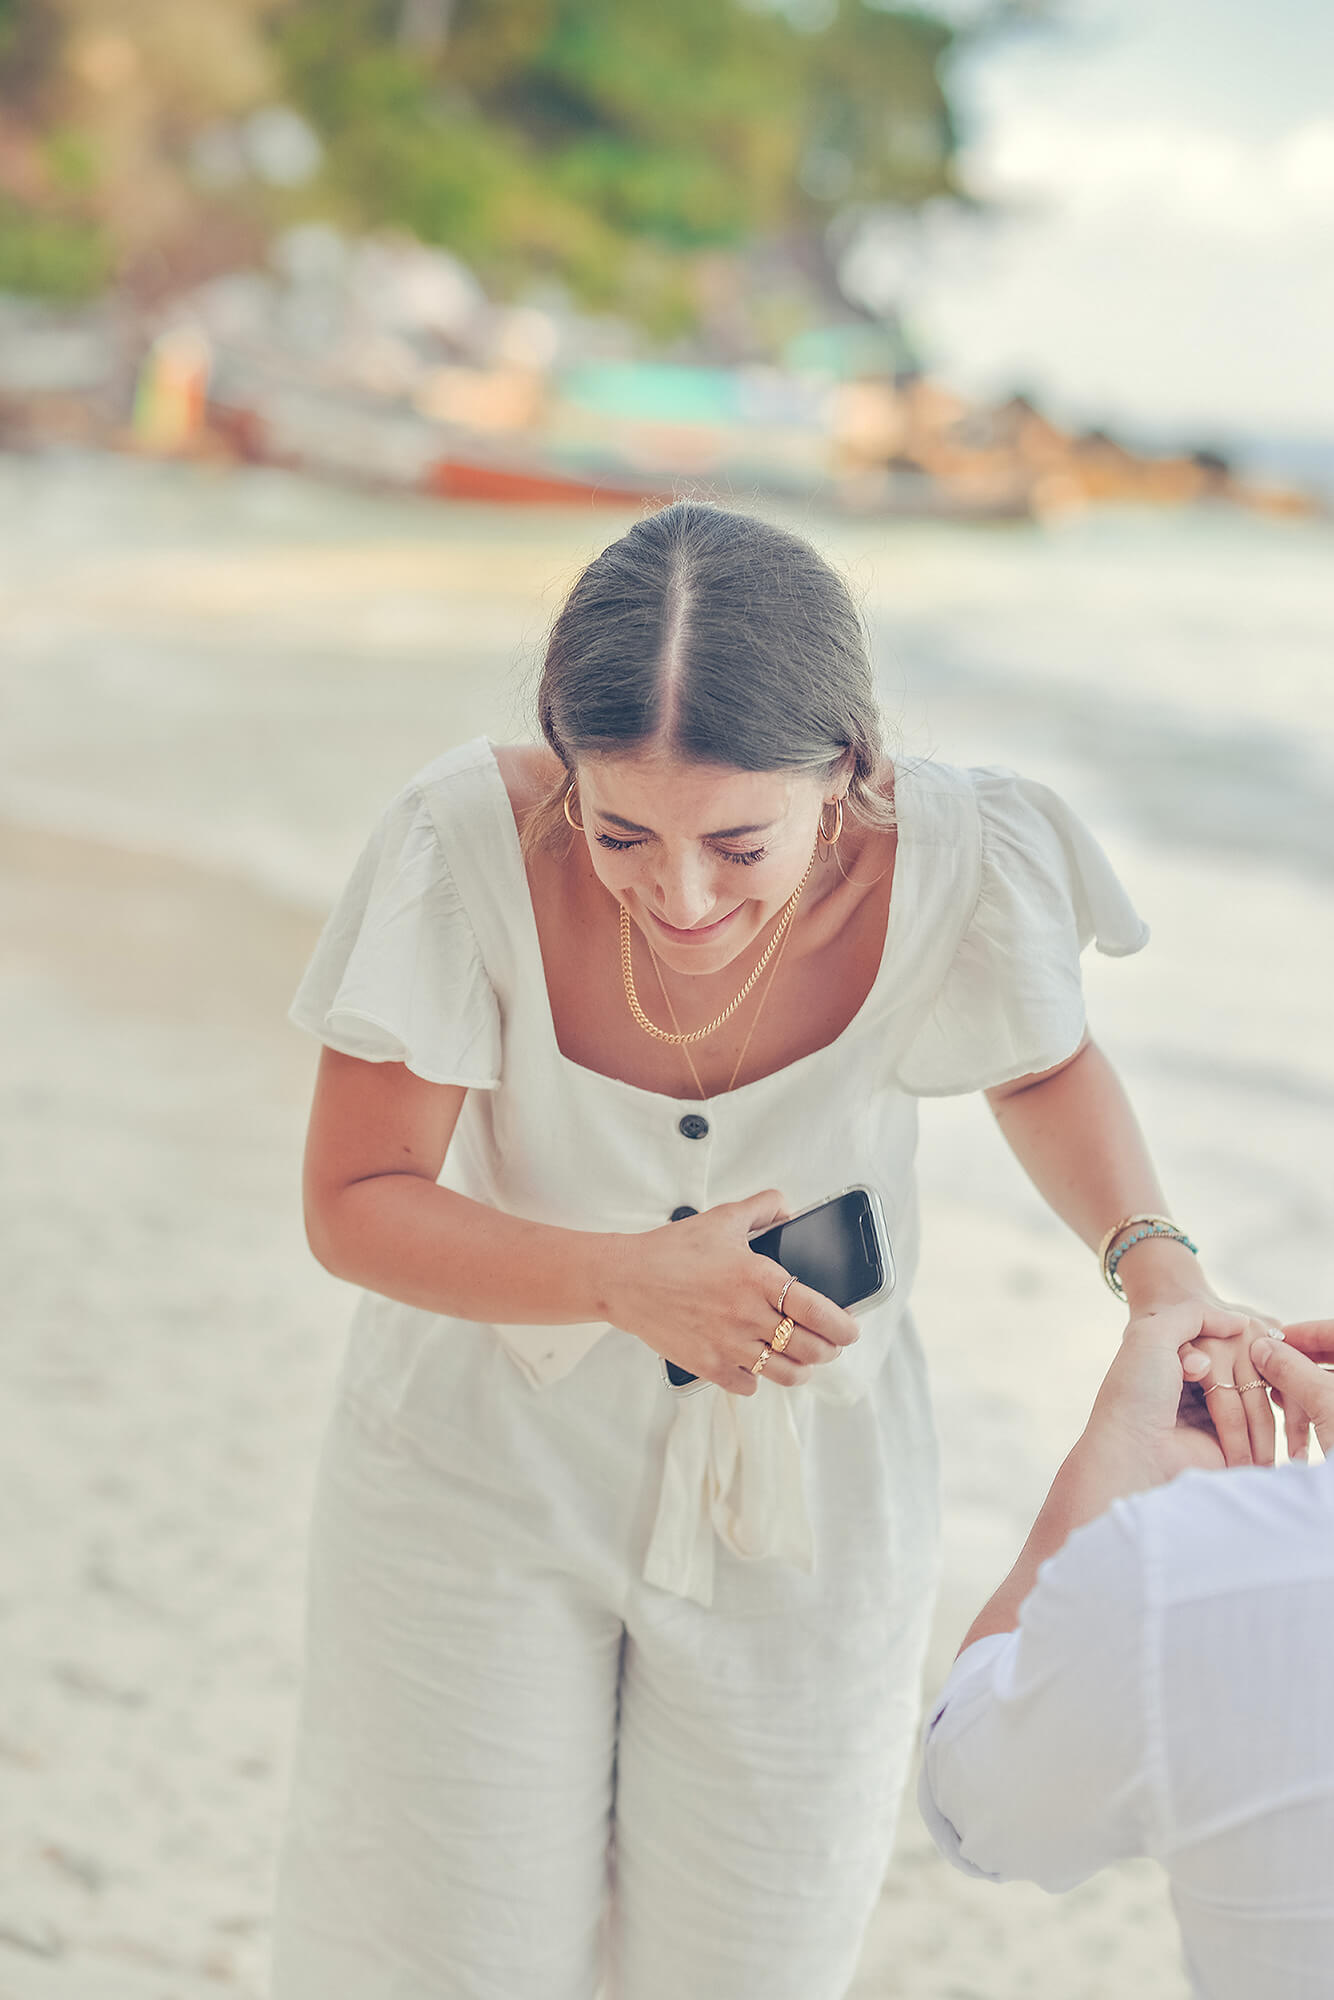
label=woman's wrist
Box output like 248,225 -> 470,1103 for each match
1114,1233 -> 1210,1311
588,1228 -> 638,1328
1099,1213 -> 1198,1300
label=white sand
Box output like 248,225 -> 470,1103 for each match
2,466 -> 1330,1998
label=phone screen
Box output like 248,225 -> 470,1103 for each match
748,1190 -> 884,1310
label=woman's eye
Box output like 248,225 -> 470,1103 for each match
593,833 -> 767,866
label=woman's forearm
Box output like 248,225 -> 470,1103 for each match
309,1173 -> 627,1326
987,1039 -> 1164,1249
986,1038 -> 1205,1306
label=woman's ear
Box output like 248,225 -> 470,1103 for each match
826,750 -> 856,797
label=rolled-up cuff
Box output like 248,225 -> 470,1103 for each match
917,1633 -> 1015,1880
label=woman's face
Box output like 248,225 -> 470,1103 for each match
574,749 -> 833,976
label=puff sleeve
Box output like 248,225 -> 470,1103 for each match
894,770 -> 1148,1098
289,784 -> 502,1089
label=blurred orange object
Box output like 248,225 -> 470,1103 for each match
424,457 -> 668,506
131,326 -> 212,455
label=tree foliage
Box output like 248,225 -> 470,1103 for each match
275,0 -> 962,324
0,0 -> 976,326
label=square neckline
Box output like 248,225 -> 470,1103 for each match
476,737 -> 908,1108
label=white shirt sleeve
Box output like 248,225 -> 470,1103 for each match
918,1500 -> 1153,1892
893,768 -> 1149,1098
289,781 -> 502,1089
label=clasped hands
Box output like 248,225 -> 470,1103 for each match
1075,1303 -> 1333,1507
1110,1252 -> 1304,1464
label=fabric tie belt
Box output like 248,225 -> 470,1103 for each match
487,1296 -> 902,1609
643,1355 -> 869,1608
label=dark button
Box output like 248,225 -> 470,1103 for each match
669,1205 -> 699,1222
678,1114 -> 710,1141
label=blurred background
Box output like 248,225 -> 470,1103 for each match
2,3 -> 1331,1995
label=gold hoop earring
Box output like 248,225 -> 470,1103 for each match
818,795 -> 844,852
562,781 -> 585,833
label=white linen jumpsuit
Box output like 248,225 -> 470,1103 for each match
273,737 -> 1146,2000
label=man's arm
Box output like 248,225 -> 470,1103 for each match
960,1320 -> 1220,1650
919,1500 -> 1151,1890
918,1306 -> 1224,1888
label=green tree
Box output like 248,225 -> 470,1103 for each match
0,1 -> 280,300
275,0 -> 967,333
0,4 -> 106,298
0,0 -> 1032,329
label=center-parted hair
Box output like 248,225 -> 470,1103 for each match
526,500 -> 892,852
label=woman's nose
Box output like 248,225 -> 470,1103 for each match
651,853 -> 716,928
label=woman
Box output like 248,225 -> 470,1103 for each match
273,501 -> 1270,2000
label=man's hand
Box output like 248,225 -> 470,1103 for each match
1107,1234 -> 1282,1466
1073,1304 -> 1228,1509
958,1304 -> 1227,1653
1250,1322 -> 1334,1463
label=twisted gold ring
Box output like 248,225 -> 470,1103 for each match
1236,1379 -> 1267,1394
770,1316 -> 795,1355
751,1345 -> 772,1377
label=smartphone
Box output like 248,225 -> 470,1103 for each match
663,1185 -> 895,1389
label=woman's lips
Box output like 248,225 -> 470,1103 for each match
645,906 -> 740,942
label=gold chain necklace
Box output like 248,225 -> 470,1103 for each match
619,848 -> 816,1047
650,893 -> 801,1098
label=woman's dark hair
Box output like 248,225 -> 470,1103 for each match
525,500 -> 892,853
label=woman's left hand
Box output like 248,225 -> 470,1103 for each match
1126,1281 -> 1282,1467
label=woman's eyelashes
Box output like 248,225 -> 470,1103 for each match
593,832 -> 768,867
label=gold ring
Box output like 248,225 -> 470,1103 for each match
776,1274 -> 797,1315
770,1316 -> 795,1354
1203,1381 -> 1240,1396
751,1345 -> 772,1376
1236,1379 -> 1267,1394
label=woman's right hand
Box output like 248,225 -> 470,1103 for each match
601,1188 -> 860,1396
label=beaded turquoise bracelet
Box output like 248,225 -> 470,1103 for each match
1104,1221 -> 1198,1302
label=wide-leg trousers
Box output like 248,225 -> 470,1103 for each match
270,1317 -> 940,2000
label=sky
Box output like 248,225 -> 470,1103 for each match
847,0 -> 1334,444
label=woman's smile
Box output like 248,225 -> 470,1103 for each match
644,904 -> 743,943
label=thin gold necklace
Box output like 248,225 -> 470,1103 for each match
650,899 -> 801,1098
648,951 -> 709,1100
619,847 -> 816,1047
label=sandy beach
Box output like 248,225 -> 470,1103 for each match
2,456 -> 1331,1998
